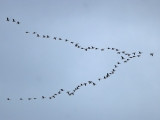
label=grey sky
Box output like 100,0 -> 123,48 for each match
0,0 -> 160,120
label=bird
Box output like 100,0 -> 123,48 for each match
150,53 -> 154,56
6,17 -> 9,21
106,73 -> 110,78
92,83 -> 96,86
137,55 -> 141,57
17,21 -> 20,24
112,48 -> 115,50
83,83 -> 87,86
121,56 -> 125,59
60,89 -> 64,91
88,81 -> 92,84
49,97 -> 52,99
12,19 -> 15,22
7,98 -> 10,100
139,51 -> 142,54
132,52 -> 136,55
42,96 -> 45,99
37,34 -> 40,37
117,52 -> 121,54
28,98 -> 31,100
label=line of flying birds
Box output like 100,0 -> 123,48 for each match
4,17 -> 154,101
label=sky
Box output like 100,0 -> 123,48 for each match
0,0 -> 160,120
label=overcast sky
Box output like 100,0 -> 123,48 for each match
0,0 -> 160,120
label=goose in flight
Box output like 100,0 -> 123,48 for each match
6,17 -> 9,21
12,19 -> 15,22
42,96 -> 45,99
7,98 -> 10,100
65,39 -> 69,42
150,53 -> 154,56
121,56 -> 125,60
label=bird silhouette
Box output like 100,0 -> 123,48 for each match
7,98 -> 10,100
12,19 -> 15,22
6,17 -> 9,21
53,37 -> 57,40
150,53 -> 154,56
121,56 -> 125,60
42,96 -> 45,99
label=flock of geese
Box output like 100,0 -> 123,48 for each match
4,17 -> 154,101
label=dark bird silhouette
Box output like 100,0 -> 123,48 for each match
139,51 -> 142,54
20,98 -> 23,100
114,65 -> 118,68
137,55 -> 141,57
117,52 -> 121,54
28,98 -> 31,100
37,34 -> 40,37
92,83 -> 96,86
60,89 -> 64,91
84,83 -> 87,86
121,56 -> 125,59
49,97 -> 52,99
88,81 -> 92,84
106,73 -> 110,78
7,98 -> 10,100
132,52 -> 136,55
42,96 -> 45,99
12,19 -> 15,22
150,53 -> 154,56
6,17 -> 9,21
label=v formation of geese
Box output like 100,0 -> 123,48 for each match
4,17 -> 155,101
